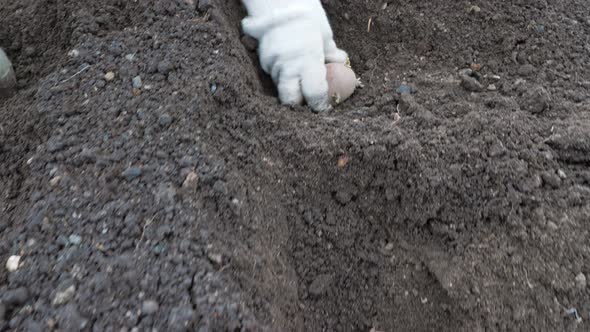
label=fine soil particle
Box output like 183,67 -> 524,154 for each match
1,0 -> 590,331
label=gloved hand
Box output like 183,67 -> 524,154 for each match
0,48 -> 17,98
241,0 -> 349,112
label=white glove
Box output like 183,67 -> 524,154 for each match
0,48 -> 17,98
241,0 -> 348,112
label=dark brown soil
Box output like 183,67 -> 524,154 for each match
1,0 -> 590,331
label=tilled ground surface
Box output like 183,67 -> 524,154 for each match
1,0 -> 590,331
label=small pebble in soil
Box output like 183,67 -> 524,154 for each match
467,5 -> 481,13
158,113 -> 173,127
153,243 -> 167,255
49,176 -> 62,187
182,171 -> 199,189
207,252 -> 223,265
104,72 -> 115,81
52,285 -> 76,306
575,273 -> 587,290
6,255 -> 20,272
68,234 -> 82,246
210,83 -> 217,94
142,300 -> 159,315
488,74 -> 501,81
121,166 -> 142,180
132,76 -> 142,89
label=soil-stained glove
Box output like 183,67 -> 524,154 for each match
241,0 -> 348,112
